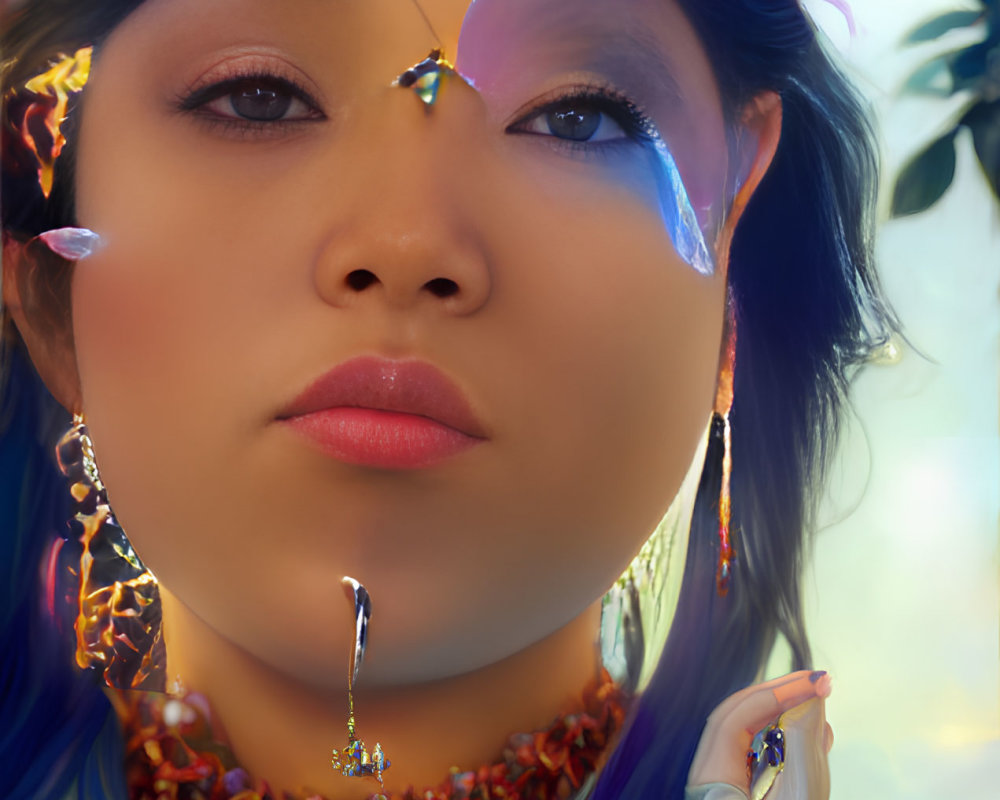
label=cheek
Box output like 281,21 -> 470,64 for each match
460,185 -> 723,607
70,109 -> 314,587
71,93 -> 318,430
492,187 -> 723,492
71,173 -> 263,460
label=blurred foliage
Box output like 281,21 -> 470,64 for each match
891,0 -> 1000,216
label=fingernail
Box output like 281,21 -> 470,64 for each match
814,673 -> 832,698
809,670 -> 827,683
35,227 -> 103,261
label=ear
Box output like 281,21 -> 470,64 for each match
716,90 -> 782,259
2,234 -> 82,411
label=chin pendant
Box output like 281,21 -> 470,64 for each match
331,577 -> 390,786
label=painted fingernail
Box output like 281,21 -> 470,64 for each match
35,227 -> 103,261
809,670 -> 827,683
814,672 -> 832,698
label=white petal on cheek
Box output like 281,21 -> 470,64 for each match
35,228 -> 105,261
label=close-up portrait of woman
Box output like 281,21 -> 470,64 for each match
5,0 -> 995,798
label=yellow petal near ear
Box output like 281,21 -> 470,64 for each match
22,47 -> 93,198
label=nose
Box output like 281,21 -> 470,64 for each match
312,94 -> 492,317
314,214 -> 491,316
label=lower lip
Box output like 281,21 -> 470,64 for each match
282,408 -> 482,469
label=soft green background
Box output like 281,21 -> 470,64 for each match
782,2 -> 999,797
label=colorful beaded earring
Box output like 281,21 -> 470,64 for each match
55,414 -> 167,690
713,294 -> 737,597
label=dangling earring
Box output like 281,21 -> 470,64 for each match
714,293 -> 737,597
20,46 -> 92,198
55,414 -> 166,690
330,577 -> 390,787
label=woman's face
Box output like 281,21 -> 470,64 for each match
71,0 -> 731,686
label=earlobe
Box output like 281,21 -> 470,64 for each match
717,91 -> 783,257
2,234 -> 83,411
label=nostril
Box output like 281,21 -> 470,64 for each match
425,277 -> 459,298
346,269 -> 378,291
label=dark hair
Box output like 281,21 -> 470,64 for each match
0,2 -> 895,798
594,2 -> 893,797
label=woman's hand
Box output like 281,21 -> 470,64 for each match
686,670 -> 834,799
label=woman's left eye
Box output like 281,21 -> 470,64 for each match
507,92 -> 655,146
518,101 -> 626,142
179,76 -> 323,125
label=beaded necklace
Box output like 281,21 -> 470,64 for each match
111,667 -> 629,800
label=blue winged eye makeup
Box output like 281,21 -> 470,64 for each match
455,0 -> 722,276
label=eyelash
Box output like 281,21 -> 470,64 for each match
175,69 -> 325,136
506,84 -> 661,151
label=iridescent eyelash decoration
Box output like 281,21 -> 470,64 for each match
573,87 -> 713,276
505,85 -> 713,275
19,46 -> 93,198
649,141 -> 714,277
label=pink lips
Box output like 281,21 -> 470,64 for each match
278,357 -> 486,469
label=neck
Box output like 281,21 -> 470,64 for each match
159,587 -> 604,799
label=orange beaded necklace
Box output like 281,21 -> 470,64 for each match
111,667 -> 629,800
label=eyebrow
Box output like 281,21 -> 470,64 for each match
586,26 -> 685,105
523,7 -> 686,107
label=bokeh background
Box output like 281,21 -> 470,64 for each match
0,0 -> 994,796
775,1 -> 1000,797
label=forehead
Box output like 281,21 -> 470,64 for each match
455,0 -> 712,93
109,0 -> 720,106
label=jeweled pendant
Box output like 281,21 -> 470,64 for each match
330,577 -> 390,786
747,721 -> 786,800
394,48 -> 455,106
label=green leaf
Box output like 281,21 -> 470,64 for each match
949,40 -> 991,89
963,99 -> 1000,201
902,55 -> 955,96
903,10 -> 983,43
891,129 -> 959,217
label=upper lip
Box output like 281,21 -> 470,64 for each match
278,356 -> 487,438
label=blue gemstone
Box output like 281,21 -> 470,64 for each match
223,768 -> 252,794
764,728 -> 785,766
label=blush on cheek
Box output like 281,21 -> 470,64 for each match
74,255 -> 180,366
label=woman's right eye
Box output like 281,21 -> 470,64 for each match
178,76 -> 324,126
